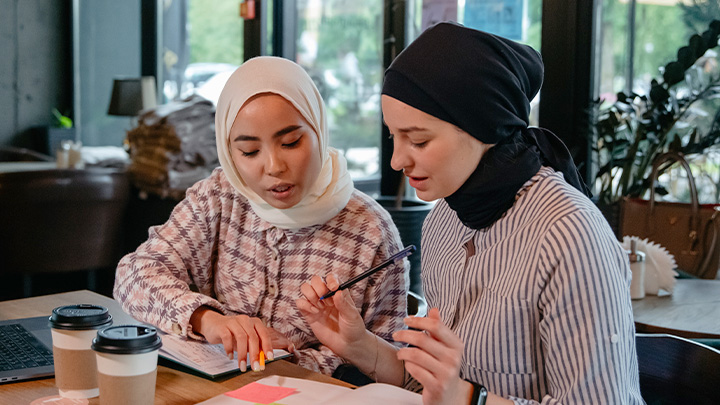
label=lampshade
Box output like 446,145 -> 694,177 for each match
107,76 -> 158,116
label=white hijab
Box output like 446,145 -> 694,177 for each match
215,56 -> 354,230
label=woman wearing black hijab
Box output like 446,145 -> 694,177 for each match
297,22 -> 643,404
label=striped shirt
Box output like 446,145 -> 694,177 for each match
114,168 -> 409,375
421,167 -> 643,404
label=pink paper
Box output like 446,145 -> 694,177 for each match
224,382 -> 297,404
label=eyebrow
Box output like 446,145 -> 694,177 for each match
396,126 -> 429,134
233,124 -> 302,142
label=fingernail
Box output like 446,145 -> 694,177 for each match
267,351 -> 274,361
311,306 -> 319,314
228,352 -> 233,360
240,360 -> 247,372
252,361 -> 260,371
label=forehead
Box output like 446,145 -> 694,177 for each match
381,95 -> 450,130
231,94 -> 307,131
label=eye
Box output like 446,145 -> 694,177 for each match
411,140 -> 428,148
239,149 -> 258,157
282,135 -> 302,148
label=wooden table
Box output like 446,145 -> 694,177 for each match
0,290 -> 352,404
632,279 -> 720,339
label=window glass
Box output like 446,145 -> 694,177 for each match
296,0 -> 384,179
597,0 -> 689,103
165,0 -> 244,104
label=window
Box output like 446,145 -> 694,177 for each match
163,0 -> 244,104
295,0 -> 384,178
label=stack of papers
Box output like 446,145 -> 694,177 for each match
159,334 -> 292,379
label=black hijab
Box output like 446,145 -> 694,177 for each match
382,22 -> 591,230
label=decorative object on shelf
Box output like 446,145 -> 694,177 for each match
125,95 -> 217,200
620,151 -> 720,279
592,19 -> 720,234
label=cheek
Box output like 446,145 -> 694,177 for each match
230,151 -> 257,181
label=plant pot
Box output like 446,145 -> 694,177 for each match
376,196 -> 433,295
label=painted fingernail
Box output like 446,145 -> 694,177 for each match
252,361 -> 260,371
240,360 -> 247,372
267,351 -> 274,361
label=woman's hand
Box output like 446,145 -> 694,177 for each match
189,306 -> 273,372
295,274 -> 368,359
393,307 -> 471,405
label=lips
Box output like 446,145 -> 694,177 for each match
267,183 -> 295,201
271,184 -> 292,192
406,175 -> 428,190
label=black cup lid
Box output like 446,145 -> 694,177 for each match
91,325 -> 162,354
48,304 -> 113,330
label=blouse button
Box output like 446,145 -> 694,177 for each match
268,283 -> 278,297
610,333 -> 620,343
172,323 -> 183,335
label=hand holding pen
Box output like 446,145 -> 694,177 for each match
320,245 -> 416,300
296,245 -> 416,363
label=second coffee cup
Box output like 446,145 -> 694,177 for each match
48,304 -> 113,398
92,325 -> 163,405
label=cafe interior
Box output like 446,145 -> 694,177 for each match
1,0 -> 719,402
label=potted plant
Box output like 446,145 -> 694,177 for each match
593,19 -> 720,234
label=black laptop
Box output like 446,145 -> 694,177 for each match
0,316 -> 54,384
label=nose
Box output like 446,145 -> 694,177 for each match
265,149 -> 287,176
390,140 -> 410,172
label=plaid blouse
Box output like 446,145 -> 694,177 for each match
114,168 -> 409,375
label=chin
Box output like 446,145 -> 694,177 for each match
415,190 -> 439,202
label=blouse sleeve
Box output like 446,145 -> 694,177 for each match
113,177 -> 227,339
512,210 -> 641,404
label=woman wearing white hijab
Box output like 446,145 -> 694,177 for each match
114,56 -> 409,376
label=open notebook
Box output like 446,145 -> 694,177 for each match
159,333 -> 292,379
197,375 -> 422,405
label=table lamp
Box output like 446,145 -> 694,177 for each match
107,76 -> 157,119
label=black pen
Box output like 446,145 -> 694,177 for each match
319,245 -> 416,300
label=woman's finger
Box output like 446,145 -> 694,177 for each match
402,354 -> 439,389
322,274 -> 342,307
404,308 -> 464,352
254,319 -> 274,367
236,317 -> 260,371
300,280 -> 323,310
295,297 -> 320,316
309,275 -> 330,307
225,321 -> 248,371
217,328 -> 236,361
331,289 -> 359,322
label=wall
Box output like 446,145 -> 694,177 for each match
0,0 -> 142,150
0,0 -> 72,149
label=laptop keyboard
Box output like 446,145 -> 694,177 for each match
0,324 -> 54,371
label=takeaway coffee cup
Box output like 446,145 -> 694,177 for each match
48,304 -> 113,398
91,325 -> 163,405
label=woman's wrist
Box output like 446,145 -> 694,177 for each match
189,305 -> 221,335
341,330 -> 377,365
